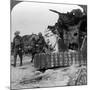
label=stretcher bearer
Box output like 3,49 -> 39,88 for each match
12,31 -> 23,67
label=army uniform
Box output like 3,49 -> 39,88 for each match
37,33 -> 46,53
12,35 -> 23,67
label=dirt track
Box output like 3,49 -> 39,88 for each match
11,55 -> 87,89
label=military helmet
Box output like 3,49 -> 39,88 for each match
14,31 -> 20,35
38,32 -> 42,36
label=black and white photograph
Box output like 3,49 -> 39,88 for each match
10,0 -> 87,89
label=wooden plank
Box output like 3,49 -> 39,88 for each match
53,53 -> 56,67
51,53 -> 54,67
57,53 -> 60,67
64,52 -> 68,66
69,53 -> 72,65
48,53 -> 51,68
59,52 -> 63,66
40,53 -> 45,69
54,53 -> 57,67
67,52 -> 69,66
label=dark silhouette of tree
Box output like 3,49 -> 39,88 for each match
48,7 -> 87,51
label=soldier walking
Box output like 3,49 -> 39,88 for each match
12,31 -> 23,67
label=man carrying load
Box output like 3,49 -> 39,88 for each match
12,31 -> 23,67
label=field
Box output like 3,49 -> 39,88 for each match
11,55 -> 87,89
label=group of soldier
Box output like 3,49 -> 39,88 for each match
12,31 -> 45,67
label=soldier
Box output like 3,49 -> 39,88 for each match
12,31 -> 23,67
37,32 -> 46,53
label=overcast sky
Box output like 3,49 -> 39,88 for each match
11,1 -> 83,41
